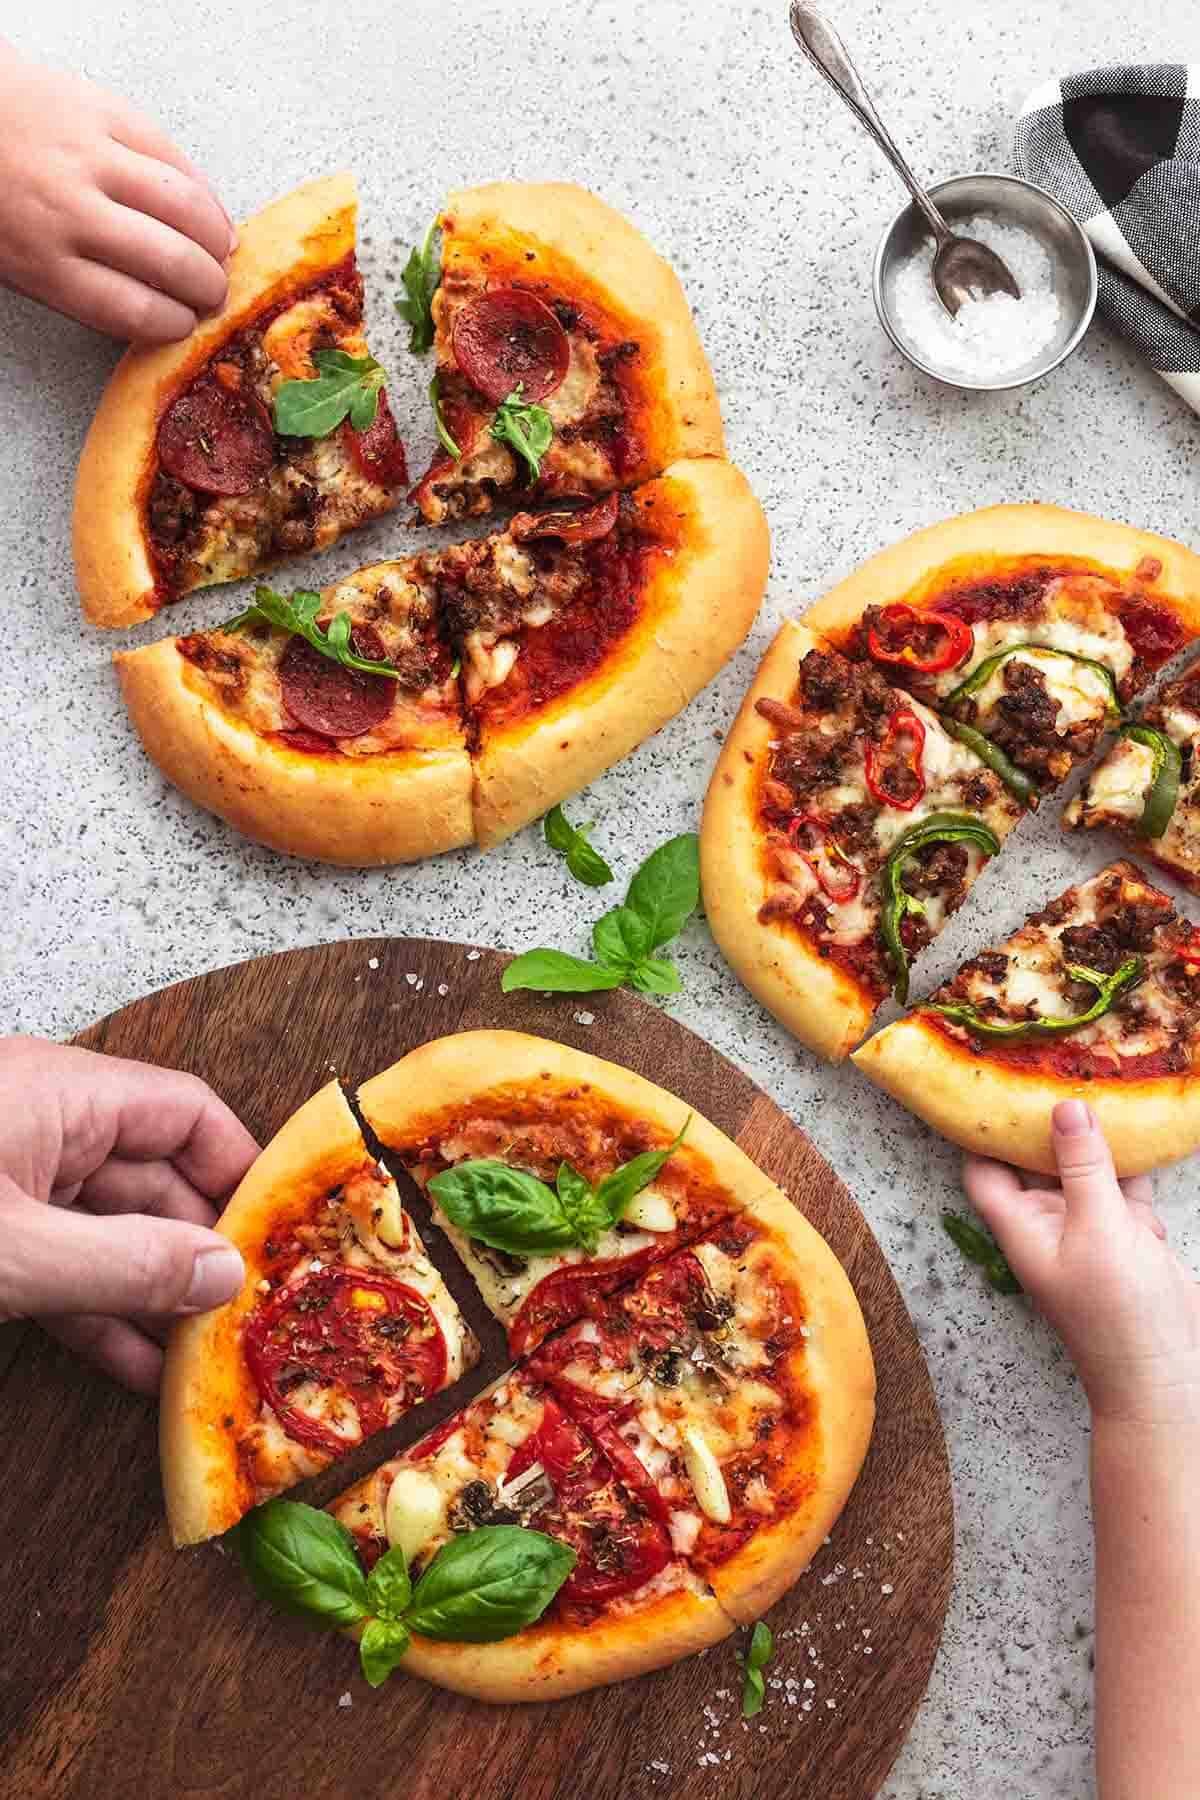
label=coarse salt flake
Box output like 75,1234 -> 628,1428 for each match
367,957 -> 379,970
892,214 -> 1062,380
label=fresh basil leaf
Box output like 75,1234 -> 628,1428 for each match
742,1665 -> 766,1717
942,1212 -> 1022,1295
544,804 -> 575,854
430,373 -> 461,459
491,383 -> 554,479
395,221 -> 439,354
748,1619 -> 774,1670
555,1162 -> 611,1255
365,1547 -> 412,1621
236,1500 -> 369,1627
629,957 -> 683,995
272,348 -> 386,438
224,586 -> 402,682
592,905 -> 653,971
405,1526 -> 575,1644
429,1159 -> 581,1255
501,950 -> 626,995
567,837 -> 615,888
738,1619 -> 774,1717
594,1118 -> 689,1227
624,833 -> 701,949
359,1617 -> 411,1688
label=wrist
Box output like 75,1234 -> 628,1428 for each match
1088,1369 -> 1200,1435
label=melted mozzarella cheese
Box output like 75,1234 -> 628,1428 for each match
622,1185 -> 677,1233
546,338 -> 602,426
1085,737 -> 1156,820
967,648 -> 1114,732
385,1468 -> 448,1561
939,604 -> 1133,697
669,1510 -> 703,1555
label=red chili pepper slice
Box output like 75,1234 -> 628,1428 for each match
1178,930 -> 1200,967
867,603 -> 973,674
786,815 -> 863,903
864,709 -> 927,811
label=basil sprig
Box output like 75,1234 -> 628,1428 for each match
1121,723 -> 1182,839
927,956 -> 1144,1040
738,1620 -> 774,1718
939,717 -> 1037,806
942,1212 -> 1021,1295
223,586 -> 402,681
503,833 -> 701,998
429,373 -> 461,459
491,383 -> 554,479
272,348 -> 386,438
237,1502 -> 574,1688
880,812 -> 1001,1004
945,643 -> 1123,720
545,804 -> 614,888
429,1119 -> 688,1257
395,221 -> 439,354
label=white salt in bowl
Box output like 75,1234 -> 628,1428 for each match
873,172 -> 1097,392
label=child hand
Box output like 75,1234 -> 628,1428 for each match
964,1099 -> 1200,1427
0,40 -> 235,343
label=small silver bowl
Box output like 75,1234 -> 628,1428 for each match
873,172 -> 1098,392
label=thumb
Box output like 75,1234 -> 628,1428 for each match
0,1185 -> 244,1320
1051,1099 -> 1126,1230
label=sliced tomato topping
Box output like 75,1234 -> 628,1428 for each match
451,287 -> 571,405
508,1244 -> 665,1356
279,621 -> 394,739
407,1412 -> 463,1463
344,389 -> 408,488
157,375 -> 276,496
1119,600 -> 1187,669
510,492 -> 620,544
243,1266 -> 447,1456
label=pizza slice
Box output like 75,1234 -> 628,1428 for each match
409,182 -> 725,524
701,621 -> 1025,1062
1065,659 -> 1200,889
355,1032 -> 774,1356
853,860 -> 1200,1176
160,1079 -> 479,1547
804,503 -> 1200,798
75,172 -> 408,627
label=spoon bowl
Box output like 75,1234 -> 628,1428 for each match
934,234 -> 1021,315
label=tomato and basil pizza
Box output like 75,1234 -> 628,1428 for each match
74,173 -> 408,629
160,1079 -> 478,1546
854,860 -> 1200,1176
116,459 -> 768,864
408,182 -> 725,525
1066,659 -> 1200,890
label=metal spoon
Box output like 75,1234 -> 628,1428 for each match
788,2 -> 1020,315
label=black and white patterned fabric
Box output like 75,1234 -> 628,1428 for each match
1015,65 -> 1200,407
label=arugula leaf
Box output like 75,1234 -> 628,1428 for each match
501,950 -> 626,995
739,1620 -> 774,1718
236,1500 -> 369,1627
272,348 -> 386,438
544,805 -> 614,889
592,905 -> 653,971
429,1159 -> 581,1255
365,1547 -> 412,1621
429,373 -> 461,459
625,833 -> 701,948
395,221 -> 439,354
404,1526 -> 575,1643
491,383 -> 554,479
359,1617 -> 411,1688
942,1212 -> 1022,1295
224,586 -> 402,682
594,1119 -> 689,1227
629,958 -> 683,995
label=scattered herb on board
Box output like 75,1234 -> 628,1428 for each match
238,1501 -> 574,1688
490,383 -> 554,478
223,587 -> 402,680
395,222 -> 440,354
272,349 -> 386,437
942,1212 -> 1022,1295
544,805 -> 614,888
738,1620 -> 774,1718
502,833 -> 701,997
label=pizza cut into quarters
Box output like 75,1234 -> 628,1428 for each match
159,1078 -> 479,1547
410,181 -> 725,525
1065,658 -> 1200,890
74,171 -> 409,628
853,859 -> 1200,1177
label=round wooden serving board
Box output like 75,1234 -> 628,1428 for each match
0,940 -> 952,1800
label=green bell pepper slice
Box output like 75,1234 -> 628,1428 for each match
879,811 -> 1002,1005
1120,723 -> 1182,839
944,642 -> 1123,721
926,956 -> 1145,1040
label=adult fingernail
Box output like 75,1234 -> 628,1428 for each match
1054,1099 -> 1092,1136
183,1245 -> 244,1312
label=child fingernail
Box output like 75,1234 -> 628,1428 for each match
1054,1099 -> 1092,1136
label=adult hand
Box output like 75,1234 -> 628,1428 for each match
0,1036 -> 257,1394
964,1098 -> 1200,1426
0,38 -> 234,343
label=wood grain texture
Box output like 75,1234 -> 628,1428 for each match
0,939 -> 952,1800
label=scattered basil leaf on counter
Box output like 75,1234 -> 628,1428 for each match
942,1212 -> 1022,1295
223,586 -> 402,681
544,804 -> 615,888
236,1500 -> 368,1626
738,1619 -> 774,1718
491,383 -> 554,478
430,373 -> 461,459
272,348 -> 386,437
503,833 -> 701,998
404,1527 -> 576,1643
395,221 -> 440,354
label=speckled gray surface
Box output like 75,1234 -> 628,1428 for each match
4,1 -> 1199,1792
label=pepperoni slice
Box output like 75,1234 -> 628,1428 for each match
510,492 -> 620,545
278,621 -> 394,740
344,389 -> 409,488
451,288 -> 571,405
157,375 -> 276,496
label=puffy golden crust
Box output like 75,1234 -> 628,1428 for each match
473,458 -> 769,848
704,1187 -> 876,1622
74,172 -> 357,628
701,619 -> 875,1062
441,181 -> 725,472
115,637 -> 474,866
801,502 -> 1200,644
160,1079 -> 367,1546
357,1029 -> 773,1204
852,1015 -> 1200,1177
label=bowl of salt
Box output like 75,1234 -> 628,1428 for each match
873,172 -> 1098,392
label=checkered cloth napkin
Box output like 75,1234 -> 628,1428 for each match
1015,64 -> 1200,411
